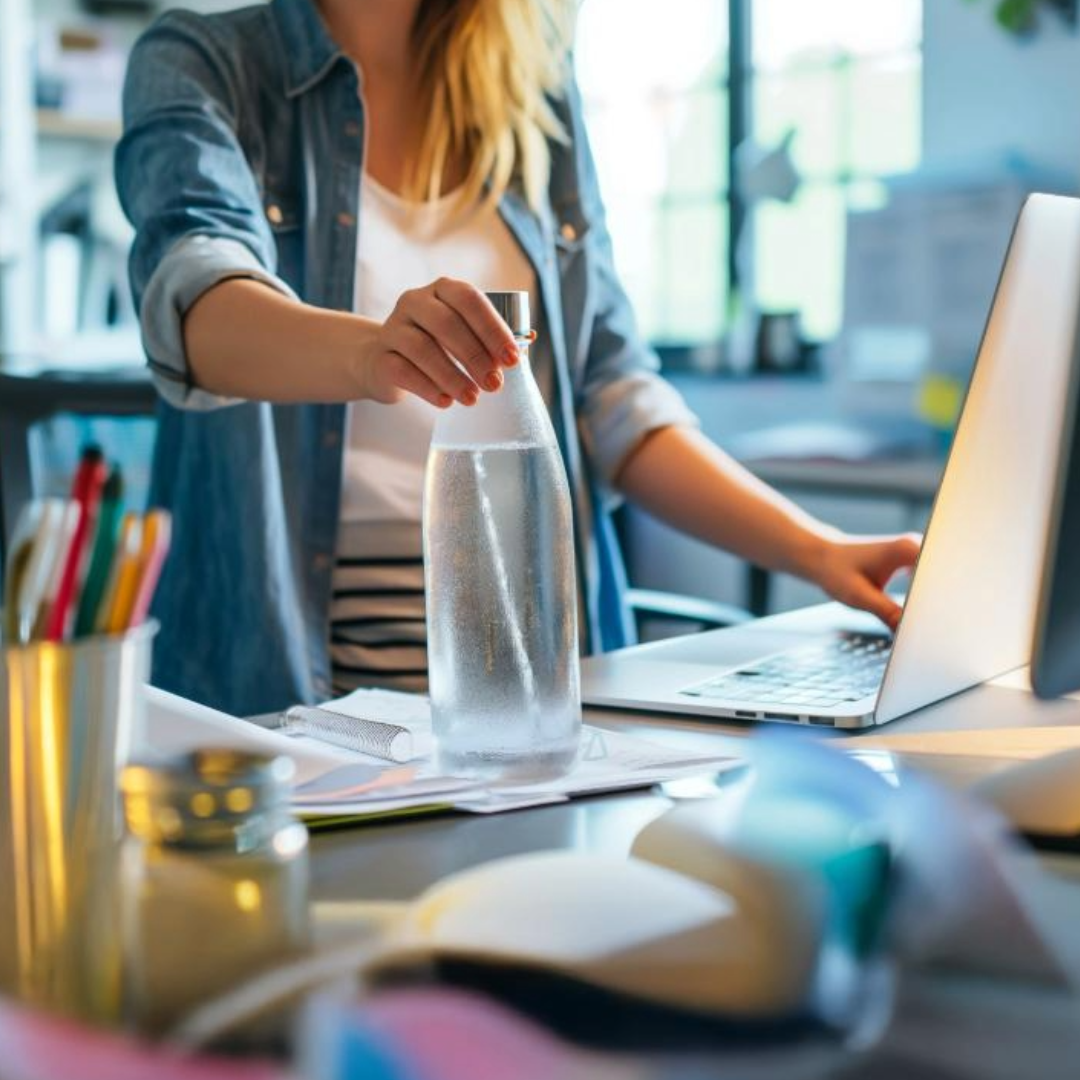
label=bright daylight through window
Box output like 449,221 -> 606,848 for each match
575,0 -> 923,349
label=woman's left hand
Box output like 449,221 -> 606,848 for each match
811,533 -> 922,631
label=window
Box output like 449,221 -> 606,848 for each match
575,0 -> 730,346
575,0 -> 922,347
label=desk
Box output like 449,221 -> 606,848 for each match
747,455 -> 943,512
305,660 -> 1080,1077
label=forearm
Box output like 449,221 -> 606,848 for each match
614,425 -> 840,581
183,278 -> 378,402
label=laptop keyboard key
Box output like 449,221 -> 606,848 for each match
680,632 -> 891,712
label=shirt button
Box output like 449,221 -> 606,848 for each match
266,204 -> 284,225
343,121 -> 361,138
323,429 -> 341,449
560,222 -> 577,242
312,553 -> 331,573
337,211 -> 356,228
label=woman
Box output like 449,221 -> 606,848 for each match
116,0 -> 919,717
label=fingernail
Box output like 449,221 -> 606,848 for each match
484,370 -> 503,392
501,344 -> 520,366
461,389 -> 478,406
437,393 -> 452,408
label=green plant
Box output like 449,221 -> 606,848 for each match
966,0 -> 1078,35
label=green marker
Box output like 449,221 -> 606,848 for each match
74,468 -> 124,638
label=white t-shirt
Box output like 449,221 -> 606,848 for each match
339,173 -> 536,523
331,174 -> 535,693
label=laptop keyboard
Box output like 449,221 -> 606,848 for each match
680,632 -> 892,711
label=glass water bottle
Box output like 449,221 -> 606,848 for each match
423,290 -> 581,782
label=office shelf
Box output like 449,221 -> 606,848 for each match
34,109 -> 121,142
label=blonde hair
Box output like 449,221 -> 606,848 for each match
407,0 -> 576,212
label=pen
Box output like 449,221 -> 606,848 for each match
3,501 -> 44,643
31,501 -> 80,641
73,468 -> 125,639
44,445 -> 108,642
125,509 -> 172,630
97,513 -> 143,636
11,500 -> 69,645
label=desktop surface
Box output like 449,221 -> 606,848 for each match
305,665 -> 1080,1077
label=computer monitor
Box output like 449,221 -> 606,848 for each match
1031,311 -> 1080,699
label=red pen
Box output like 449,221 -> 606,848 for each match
44,446 -> 108,642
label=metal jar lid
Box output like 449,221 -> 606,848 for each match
121,748 -> 296,848
485,290 -> 531,337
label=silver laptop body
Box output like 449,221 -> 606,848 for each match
582,194 -> 1080,729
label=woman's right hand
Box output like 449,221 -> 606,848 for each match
353,278 -> 522,408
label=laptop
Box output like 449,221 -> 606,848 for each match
583,193 -> 1080,729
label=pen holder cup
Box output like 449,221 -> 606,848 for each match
0,622 -> 156,1026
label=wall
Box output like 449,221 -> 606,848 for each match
922,0 -> 1080,185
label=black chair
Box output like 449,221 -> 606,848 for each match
626,587 -> 752,633
0,365 -> 158,590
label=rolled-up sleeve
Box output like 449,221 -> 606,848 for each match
562,84 -> 700,486
139,234 -> 296,409
578,345 -> 701,488
114,11 -> 295,410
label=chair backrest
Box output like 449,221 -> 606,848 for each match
0,368 -> 157,589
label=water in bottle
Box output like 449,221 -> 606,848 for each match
423,291 -> 581,782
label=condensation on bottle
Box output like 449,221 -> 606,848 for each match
423,290 -> 581,782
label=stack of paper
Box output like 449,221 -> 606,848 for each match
143,686 -> 736,825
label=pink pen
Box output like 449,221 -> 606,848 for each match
126,510 -> 172,629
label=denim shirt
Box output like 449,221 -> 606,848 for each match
115,0 -> 697,717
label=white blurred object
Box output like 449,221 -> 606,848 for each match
35,23 -> 127,123
0,0 -> 37,353
972,747 -> 1080,839
40,233 -> 81,340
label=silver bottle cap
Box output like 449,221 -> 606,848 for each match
485,290 -> 531,337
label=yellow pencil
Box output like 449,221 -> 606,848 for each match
97,513 -> 143,635
126,510 -> 171,630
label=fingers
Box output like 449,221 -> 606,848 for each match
397,279 -> 519,376
389,324 -> 480,406
432,278 -> 520,367
868,533 -> 923,587
845,575 -> 904,632
417,294 -> 501,385
890,532 -> 923,567
381,279 -> 520,407
378,354 -> 453,410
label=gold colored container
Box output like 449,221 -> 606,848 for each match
120,749 -> 310,1036
0,623 -> 154,1025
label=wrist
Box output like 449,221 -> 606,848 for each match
343,315 -> 380,400
785,525 -> 841,584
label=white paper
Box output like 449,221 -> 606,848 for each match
144,686 -> 737,819
144,687 -> 370,785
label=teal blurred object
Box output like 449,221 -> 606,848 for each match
737,790 -> 893,962
685,731 -> 902,1037
746,733 -> 897,953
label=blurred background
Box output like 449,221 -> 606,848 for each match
2,0 -> 1078,619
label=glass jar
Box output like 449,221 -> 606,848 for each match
120,748 -> 310,1036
